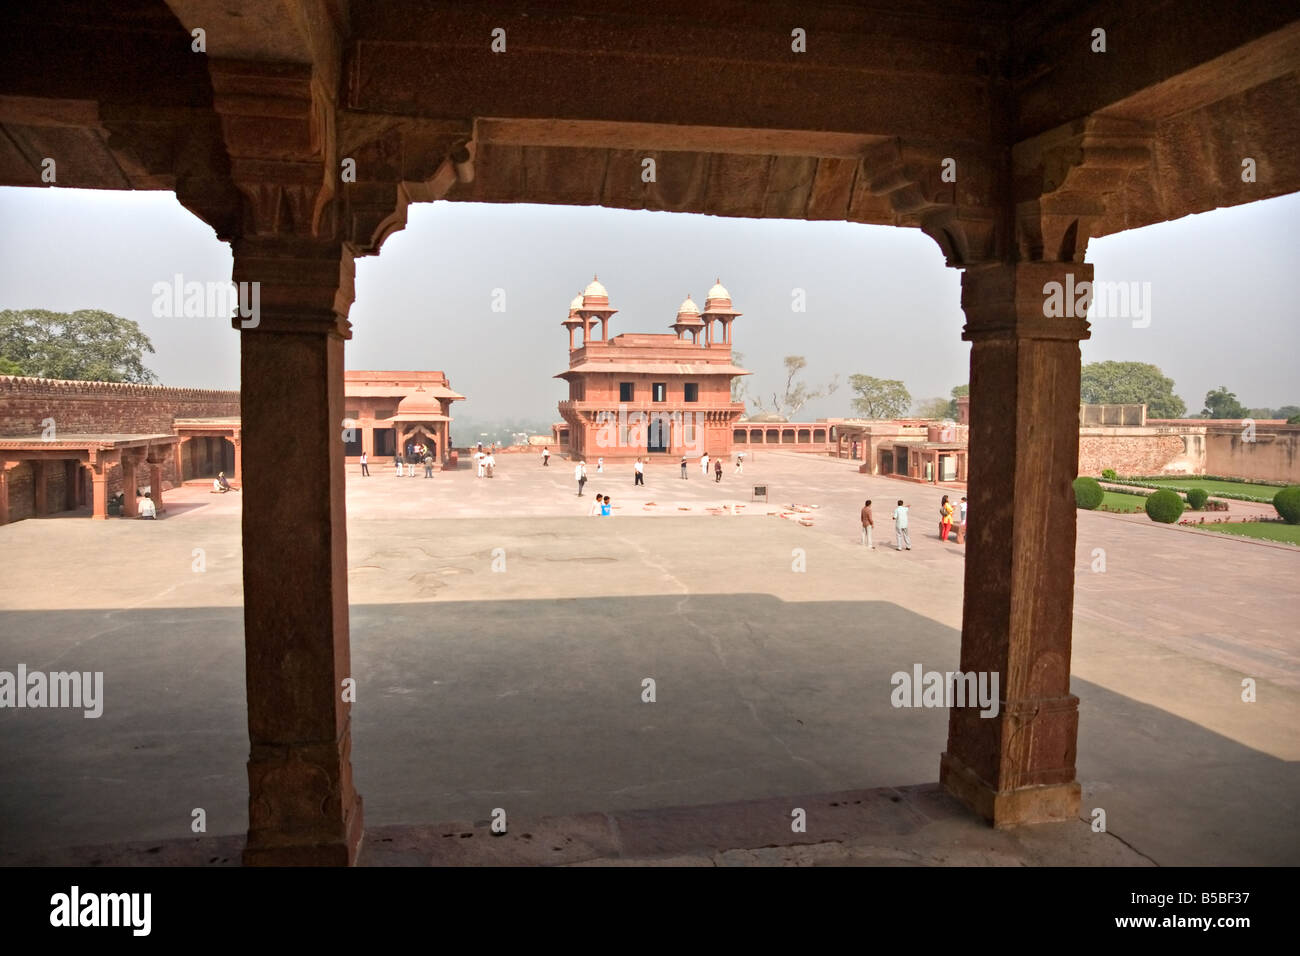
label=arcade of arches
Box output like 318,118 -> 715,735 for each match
1,0 -> 1297,864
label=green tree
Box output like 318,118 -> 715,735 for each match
848,375 -> 911,419
751,355 -> 839,418
1202,385 -> 1249,419
914,397 -> 952,420
946,383 -> 969,419
1080,361 -> 1186,418
0,309 -> 158,384
0,356 -> 23,375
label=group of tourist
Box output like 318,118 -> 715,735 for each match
473,444 -> 497,478
861,495 -> 966,550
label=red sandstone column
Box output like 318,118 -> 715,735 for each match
235,237 -> 362,866
121,453 -> 139,517
88,461 -> 109,520
0,460 -> 16,525
32,461 -> 47,516
148,458 -> 165,514
232,434 -> 243,485
940,260 -> 1089,827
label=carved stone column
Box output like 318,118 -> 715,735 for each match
234,236 -> 362,866
87,458 -> 109,520
940,259 -> 1090,827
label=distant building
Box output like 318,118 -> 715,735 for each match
342,370 -> 465,466
556,277 -> 750,461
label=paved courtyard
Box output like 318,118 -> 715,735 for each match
0,450 -> 1296,864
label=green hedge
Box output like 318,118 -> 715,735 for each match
1101,468 -> 1118,480
1275,486 -> 1300,524
1145,489 -> 1185,523
1073,476 -> 1104,510
1186,488 -> 1208,510
1106,477 -> 1281,504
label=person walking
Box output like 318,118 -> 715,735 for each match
957,496 -> 968,544
408,454 -> 417,477
542,446 -> 550,466
485,451 -> 496,478
714,457 -> 723,482
892,499 -> 911,550
700,452 -> 710,477
680,455 -> 688,479
634,457 -> 645,486
601,495 -> 612,516
939,494 -> 954,542
575,459 -> 588,496
734,454 -> 743,475
596,456 -> 604,474
423,453 -> 434,478
860,499 -> 875,549
394,452 -> 403,477
360,451 -> 369,476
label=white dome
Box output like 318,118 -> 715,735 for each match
570,293 -> 584,310
677,295 -> 700,315
707,279 -> 730,301
584,276 -> 608,298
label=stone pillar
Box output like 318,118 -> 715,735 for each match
235,237 -> 363,866
120,452 -> 139,517
88,461 -> 109,520
941,260 -> 1090,827
232,434 -> 243,485
175,439 -> 186,483
148,458 -> 165,514
32,461 -> 47,516
0,460 -> 17,525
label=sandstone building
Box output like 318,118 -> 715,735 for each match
556,278 -> 749,462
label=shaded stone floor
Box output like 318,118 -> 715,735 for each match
0,451 -> 1296,865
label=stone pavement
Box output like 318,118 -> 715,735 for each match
0,450 -> 1296,865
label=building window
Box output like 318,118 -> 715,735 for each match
619,382 -> 634,402
684,383 -> 699,402
375,408 -> 395,421
652,382 -> 667,402
344,409 -> 359,421
372,428 -> 395,457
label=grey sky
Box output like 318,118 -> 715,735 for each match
1,186 -> 1296,421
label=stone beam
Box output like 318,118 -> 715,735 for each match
1013,1 -> 1300,140
346,3 -> 996,145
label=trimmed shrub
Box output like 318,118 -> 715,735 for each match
1186,488 -> 1208,510
1274,486 -> 1300,524
1073,476 -> 1104,510
1101,468 -> 1118,481
1145,489 -> 1185,523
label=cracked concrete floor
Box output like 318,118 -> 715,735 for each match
0,451 -> 1296,865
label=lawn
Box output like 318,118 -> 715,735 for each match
1197,522 -> 1300,545
1130,478 -> 1287,499
1099,491 -> 1148,512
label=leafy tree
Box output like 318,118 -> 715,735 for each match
1201,385 -> 1249,419
1080,361 -> 1185,418
0,309 -> 157,384
848,374 -> 911,419
946,383 -> 969,419
750,355 -> 839,419
0,356 -> 23,375
1247,404 -> 1299,419
914,397 -> 952,420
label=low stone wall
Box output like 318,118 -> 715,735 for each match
0,376 -> 240,520
1078,428 -> 1198,477
1206,426 -> 1300,483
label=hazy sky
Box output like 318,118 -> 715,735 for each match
1,186 -> 1296,421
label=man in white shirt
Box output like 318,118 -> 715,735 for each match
360,451 -> 369,476
634,458 -> 644,486
542,446 -> 550,466
892,499 -> 911,550
701,452 -> 710,476
138,493 -> 157,519
575,459 -> 587,496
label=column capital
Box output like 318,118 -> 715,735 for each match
231,236 -> 355,337
960,261 -> 1092,343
